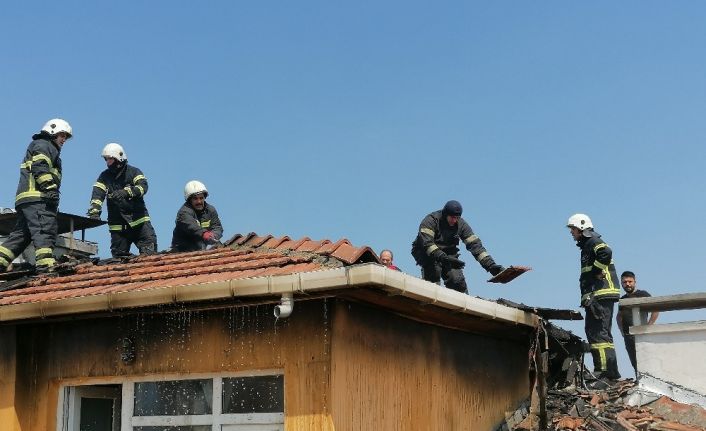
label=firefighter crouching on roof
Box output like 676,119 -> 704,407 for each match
171,180 -> 223,252
567,213 -> 621,380
0,119 -> 72,273
87,143 -> 157,257
411,200 -> 504,293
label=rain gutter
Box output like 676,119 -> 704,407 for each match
0,263 -> 538,327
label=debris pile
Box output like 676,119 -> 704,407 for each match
494,319 -> 706,431
519,380 -> 706,431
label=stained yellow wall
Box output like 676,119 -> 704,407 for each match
3,298 -> 530,431
10,301 -> 333,431
330,301 -> 530,431
0,326 -> 20,431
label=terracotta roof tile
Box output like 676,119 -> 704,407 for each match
262,236 -> 289,248
0,232 -> 380,307
315,239 -> 350,255
296,239 -> 331,252
274,237 -> 310,250
243,234 -> 274,247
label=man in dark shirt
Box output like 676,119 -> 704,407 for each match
616,271 -> 659,375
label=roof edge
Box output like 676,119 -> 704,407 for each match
0,264 -> 537,328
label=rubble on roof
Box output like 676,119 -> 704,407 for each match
496,319 -> 706,431
497,298 -> 583,321
533,381 -> 706,431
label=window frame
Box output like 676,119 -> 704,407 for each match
57,370 -> 285,431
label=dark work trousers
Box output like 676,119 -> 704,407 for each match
623,334 -> 638,374
0,200 -> 58,270
110,221 -> 158,257
585,299 -> 621,379
420,255 -> 468,293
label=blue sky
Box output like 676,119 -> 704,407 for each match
2,1 -> 705,374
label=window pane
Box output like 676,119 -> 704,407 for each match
134,379 -> 212,416
134,427 -> 210,431
222,375 -> 284,414
80,398 -> 114,431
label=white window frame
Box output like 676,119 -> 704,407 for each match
62,385 -> 121,431
58,370 -> 284,431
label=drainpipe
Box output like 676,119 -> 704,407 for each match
274,292 -> 293,319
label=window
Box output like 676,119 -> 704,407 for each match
222,376 -> 284,414
60,373 -> 284,431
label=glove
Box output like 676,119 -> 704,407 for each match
581,293 -> 594,308
440,254 -> 465,269
202,230 -> 215,243
43,190 -> 60,201
109,189 -> 129,201
488,264 -> 505,276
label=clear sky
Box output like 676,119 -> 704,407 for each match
2,1 -> 704,375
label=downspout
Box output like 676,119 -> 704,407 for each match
274,292 -> 293,320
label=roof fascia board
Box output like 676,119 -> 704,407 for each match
0,264 -> 537,327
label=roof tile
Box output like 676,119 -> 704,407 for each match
296,239 -> 331,252
0,232 -> 380,307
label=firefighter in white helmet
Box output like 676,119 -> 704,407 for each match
567,213 -> 621,382
171,180 -> 224,252
87,143 -> 157,257
0,119 -> 73,273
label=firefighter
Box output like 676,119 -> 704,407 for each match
87,143 -> 157,257
411,200 -> 504,293
171,180 -> 223,252
0,119 -> 72,273
567,213 -> 621,381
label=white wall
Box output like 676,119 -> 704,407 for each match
633,321 -> 706,396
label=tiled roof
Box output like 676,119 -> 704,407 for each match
0,232 -> 379,307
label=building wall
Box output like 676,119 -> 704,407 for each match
7,301 -> 334,431
2,298 -> 532,431
0,325 -> 21,431
635,321 -> 706,396
330,301 -> 531,431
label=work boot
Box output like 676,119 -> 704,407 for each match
35,265 -> 56,275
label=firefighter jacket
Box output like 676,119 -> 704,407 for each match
88,163 -> 151,231
411,210 -> 496,270
171,202 -> 223,252
576,230 -> 620,303
15,134 -> 62,207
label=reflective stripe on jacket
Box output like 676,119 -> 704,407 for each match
15,136 -> 62,207
578,230 -> 620,301
88,164 -> 150,229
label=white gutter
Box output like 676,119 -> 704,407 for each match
0,263 -> 538,327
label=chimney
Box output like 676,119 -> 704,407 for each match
0,208 -> 105,264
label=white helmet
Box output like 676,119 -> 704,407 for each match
184,180 -> 208,200
41,118 -> 72,138
567,213 -> 593,231
101,143 -> 127,162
